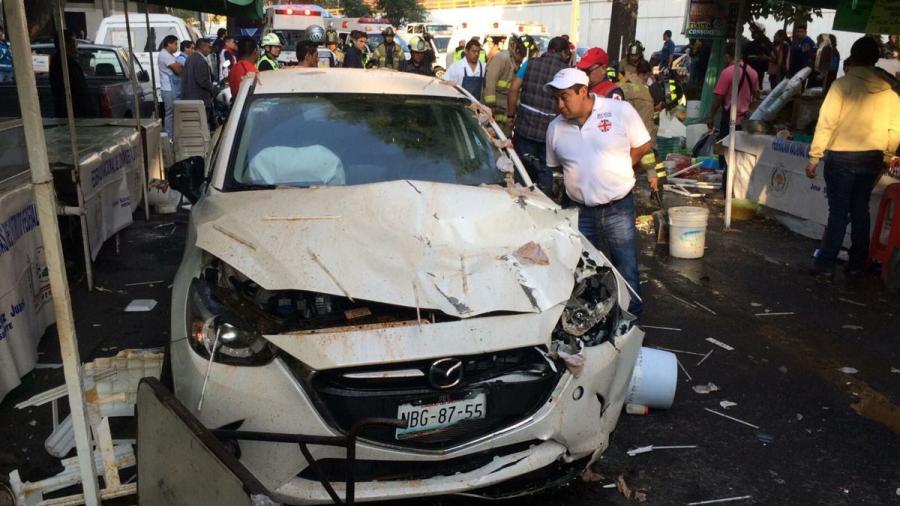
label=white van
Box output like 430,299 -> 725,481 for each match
94,14 -> 201,91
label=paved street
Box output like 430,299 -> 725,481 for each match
1,189 -> 898,505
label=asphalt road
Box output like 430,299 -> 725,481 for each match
1,190 -> 898,505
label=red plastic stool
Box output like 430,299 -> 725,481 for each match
868,183 -> 900,288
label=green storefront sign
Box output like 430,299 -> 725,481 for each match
833,0 -> 900,34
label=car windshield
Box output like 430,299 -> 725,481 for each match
433,37 -> 451,52
228,94 -> 503,189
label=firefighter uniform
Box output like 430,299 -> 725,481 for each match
373,42 -> 404,70
483,49 -> 517,132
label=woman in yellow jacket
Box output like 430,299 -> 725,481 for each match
807,36 -> 900,278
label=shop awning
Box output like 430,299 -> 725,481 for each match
145,0 -> 265,19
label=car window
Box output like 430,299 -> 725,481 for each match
103,25 -> 180,52
433,37 -> 450,53
31,46 -> 126,78
228,95 -> 502,189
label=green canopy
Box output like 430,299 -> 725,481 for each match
146,0 -> 265,19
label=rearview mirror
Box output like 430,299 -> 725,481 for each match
166,156 -> 206,204
137,70 -> 150,82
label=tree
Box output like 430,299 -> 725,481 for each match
607,0 -> 637,63
748,0 -> 822,29
375,0 -> 427,26
341,0 -> 373,18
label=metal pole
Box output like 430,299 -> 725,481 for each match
724,0 -> 745,230
6,1 -> 101,504
52,1 -> 94,291
143,0 -> 158,112
569,0 -> 580,47
123,0 -> 151,220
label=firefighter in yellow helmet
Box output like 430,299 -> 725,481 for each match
484,34 -> 532,134
324,28 -> 343,67
399,36 -> 435,76
373,26 -> 404,70
257,33 -> 283,71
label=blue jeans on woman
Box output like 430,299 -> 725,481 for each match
578,192 -> 642,317
815,150 -> 882,273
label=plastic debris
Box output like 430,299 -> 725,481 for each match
704,408 -> 760,429
720,400 -> 738,410
837,297 -> 866,307
693,383 -> 720,395
626,404 -> 649,415
842,325 -> 864,330
687,495 -> 752,505
694,301 -> 717,315
124,299 -> 158,312
676,359 -> 693,382
755,311 -> 795,317
123,280 -> 164,287
696,349 -> 714,366
626,444 -> 698,456
750,302 -> 762,307
796,413 -> 804,421
837,367 -> 859,374
655,346 -> 705,356
616,475 -> 648,503
641,325 -> 682,331
891,368 -> 900,374
706,338 -> 734,351
756,432 -> 776,444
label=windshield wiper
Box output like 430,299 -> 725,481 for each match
234,183 -> 277,191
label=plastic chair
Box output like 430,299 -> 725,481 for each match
868,183 -> 900,283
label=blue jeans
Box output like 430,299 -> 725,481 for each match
514,135 -> 554,195
161,89 -> 175,139
578,193 -> 642,317
815,151 -> 882,272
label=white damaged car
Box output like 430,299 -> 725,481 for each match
166,68 -> 644,504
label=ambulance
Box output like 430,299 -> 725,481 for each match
264,3 -> 336,64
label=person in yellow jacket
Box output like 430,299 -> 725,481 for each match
257,33 -> 283,71
373,26 -> 404,70
807,36 -> 900,278
621,61 -> 657,142
483,35 -> 531,134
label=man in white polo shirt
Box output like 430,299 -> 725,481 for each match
545,68 -> 652,317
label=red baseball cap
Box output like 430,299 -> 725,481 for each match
576,47 -> 610,70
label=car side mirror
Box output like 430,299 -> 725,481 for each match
137,69 -> 150,82
166,156 -> 206,204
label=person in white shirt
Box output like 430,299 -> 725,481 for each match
545,68 -> 652,318
444,39 -> 485,101
157,35 -> 182,139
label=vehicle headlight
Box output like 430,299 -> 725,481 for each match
554,263 -> 621,347
186,278 -> 277,365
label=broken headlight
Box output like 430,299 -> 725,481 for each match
186,278 -> 277,366
554,262 -> 620,347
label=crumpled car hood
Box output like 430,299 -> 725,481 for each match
194,180 -> 584,317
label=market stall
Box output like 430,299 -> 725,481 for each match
0,123 -> 55,403
723,131 -> 895,242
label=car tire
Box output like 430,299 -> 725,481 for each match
434,66 -> 445,78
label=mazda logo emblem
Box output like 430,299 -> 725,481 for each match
428,358 -> 463,389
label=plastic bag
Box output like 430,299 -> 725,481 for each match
692,131 -> 716,158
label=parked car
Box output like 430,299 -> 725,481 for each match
0,43 -> 155,119
94,13 -> 201,91
165,68 -> 643,503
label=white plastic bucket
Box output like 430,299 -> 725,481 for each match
625,347 -> 678,409
668,206 -> 710,259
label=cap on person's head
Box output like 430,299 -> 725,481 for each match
544,67 -> 590,93
850,35 -> 880,66
576,47 -> 610,69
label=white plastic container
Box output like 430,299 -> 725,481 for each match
625,347 -> 678,409
668,206 -> 710,259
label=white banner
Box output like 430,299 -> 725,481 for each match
45,125 -> 144,260
727,132 -> 892,242
0,182 -> 54,402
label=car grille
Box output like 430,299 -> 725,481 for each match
297,440 -> 539,482
283,347 -> 562,450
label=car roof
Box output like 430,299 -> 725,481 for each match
100,13 -> 183,23
31,42 -> 123,51
251,68 -> 464,99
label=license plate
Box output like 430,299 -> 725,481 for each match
395,393 -> 487,440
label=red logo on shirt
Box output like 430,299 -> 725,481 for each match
598,119 -> 613,132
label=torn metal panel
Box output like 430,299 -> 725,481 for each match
194,181 -> 582,318
265,308 -> 565,371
